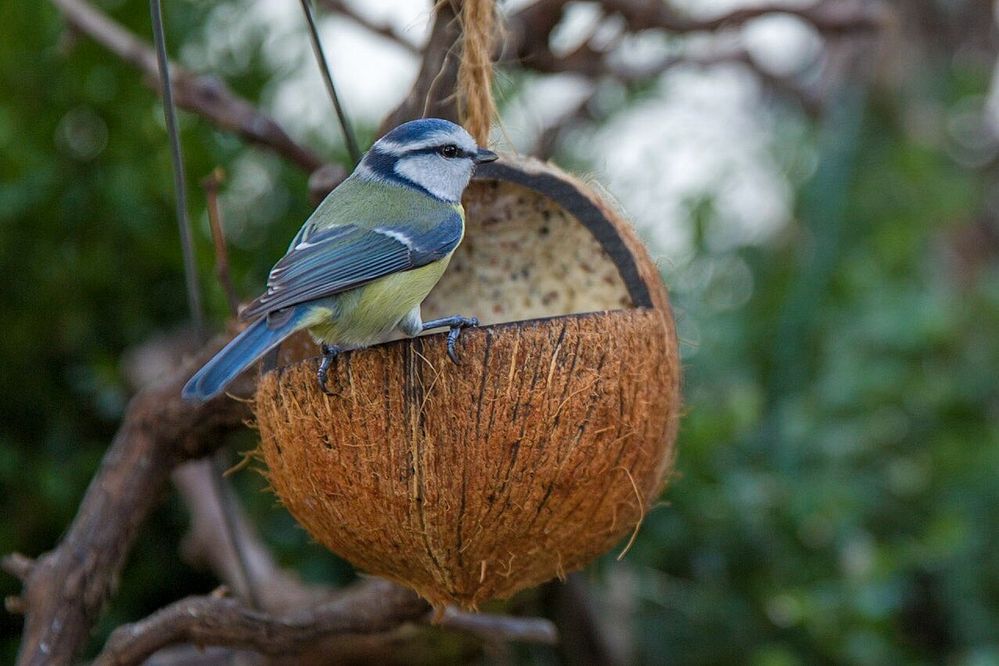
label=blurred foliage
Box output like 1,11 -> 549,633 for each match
2,1 -> 999,664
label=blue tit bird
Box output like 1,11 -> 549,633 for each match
182,118 -> 498,401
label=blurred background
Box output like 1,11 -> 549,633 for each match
2,0 -> 999,663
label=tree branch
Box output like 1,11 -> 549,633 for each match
435,607 -> 558,645
95,580 -> 426,666
95,580 -> 557,666
3,335 -> 254,666
603,0 -> 886,35
50,0 -> 323,172
500,0 -> 882,118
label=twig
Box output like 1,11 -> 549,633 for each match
436,607 -> 558,645
602,0 -> 885,35
299,0 -> 362,164
318,0 -> 421,54
200,168 -> 240,317
49,0 -> 323,173
1,553 -> 34,581
150,0 -> 203,335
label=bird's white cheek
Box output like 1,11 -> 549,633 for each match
395,155 -> 471,201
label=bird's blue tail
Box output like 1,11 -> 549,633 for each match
182,311 -> 302,402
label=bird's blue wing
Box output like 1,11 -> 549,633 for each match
240,213 -> 463,321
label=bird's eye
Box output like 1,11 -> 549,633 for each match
440,144 -> 459,158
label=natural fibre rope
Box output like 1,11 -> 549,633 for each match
455,0 -> 496,145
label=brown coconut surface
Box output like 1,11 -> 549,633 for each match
255,156 -> 681,609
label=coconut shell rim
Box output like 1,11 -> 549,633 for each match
260,305 -> 666,375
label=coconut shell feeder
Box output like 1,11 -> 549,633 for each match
255,154 -> 682,610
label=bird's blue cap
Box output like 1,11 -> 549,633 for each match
380,118 -> 464,144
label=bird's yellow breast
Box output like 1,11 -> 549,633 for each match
304,255 -> 453,347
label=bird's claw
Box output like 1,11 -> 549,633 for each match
420,314 -> 479,364
317,344 -> 341,395
447,327 -> 462,364
445,316 -> 478,365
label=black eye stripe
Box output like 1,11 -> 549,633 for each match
402,145 -> 473,158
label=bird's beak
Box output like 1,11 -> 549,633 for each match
474,147 -> 498,164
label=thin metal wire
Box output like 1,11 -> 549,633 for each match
150,0 -> 258,610
299,0 -> 362,165
149,0 -> 203,333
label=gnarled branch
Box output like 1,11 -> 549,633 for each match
3,335 -> 253,665
95,580 -> 426,666
95,580 -> 557,666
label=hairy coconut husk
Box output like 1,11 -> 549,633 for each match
255,156 -> 681,609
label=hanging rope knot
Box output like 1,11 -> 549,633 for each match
456,0 -> 497,145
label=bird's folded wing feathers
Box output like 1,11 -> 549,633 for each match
239,213 -> 462,321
